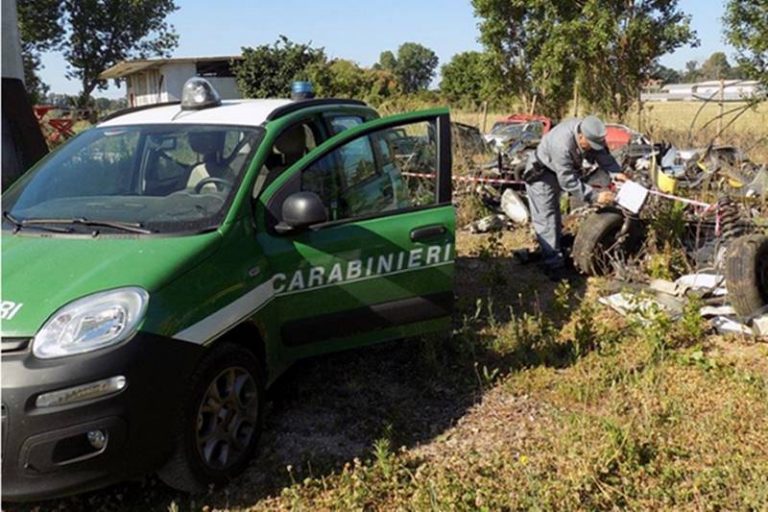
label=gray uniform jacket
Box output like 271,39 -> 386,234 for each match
529,118 -> 620,203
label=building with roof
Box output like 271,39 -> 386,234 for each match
100,56 -> 243,107
641,80 -> 764,102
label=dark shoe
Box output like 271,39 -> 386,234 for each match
513,248 -> 542,264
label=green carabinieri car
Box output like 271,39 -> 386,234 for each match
0,78 -> 455,501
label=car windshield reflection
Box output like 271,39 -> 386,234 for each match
3,125 -> 265,234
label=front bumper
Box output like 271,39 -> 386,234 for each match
1,332 -> 203,502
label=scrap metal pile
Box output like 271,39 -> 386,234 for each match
455,115 -> 768,335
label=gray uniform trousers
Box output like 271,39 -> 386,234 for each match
525,170 -> 564,268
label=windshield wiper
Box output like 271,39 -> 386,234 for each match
3,211 -> 73,234
8,215 -> 154,234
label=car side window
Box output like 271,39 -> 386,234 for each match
328,116 -> 364,135
256,119 -> 323,198
300,119 -> 438,222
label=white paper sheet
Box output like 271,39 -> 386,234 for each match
615,181 -> 649,214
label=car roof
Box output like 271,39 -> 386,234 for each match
99,99 -> 295,128
99,98 -> 373,129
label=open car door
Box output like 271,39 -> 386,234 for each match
256,108 -> 454,358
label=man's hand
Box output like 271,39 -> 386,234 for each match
596,190 -> 615,205
614,172 -> 631,182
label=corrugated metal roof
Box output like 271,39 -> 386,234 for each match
100,56 -> 242,79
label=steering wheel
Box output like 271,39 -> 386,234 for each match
193,177 -> 232,194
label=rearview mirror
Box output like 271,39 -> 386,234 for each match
275,191 -> 328,234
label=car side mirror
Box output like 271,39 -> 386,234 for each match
275,191 -> 328,234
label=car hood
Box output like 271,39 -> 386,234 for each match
0,231 -> 222,336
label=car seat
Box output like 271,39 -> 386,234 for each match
265,124 -> 308,183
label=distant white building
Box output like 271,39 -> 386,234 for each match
100,56 -> 242,107
642,80 -> 764,102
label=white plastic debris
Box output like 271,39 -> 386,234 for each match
699,305 -> 736,317
649,279 -> 677,296
711,316 -> 753,335
501,188 -> 530,224
750,315 -> 768,336
598,293 -> 673,317
674,273 -> 727,297
469,214 -> 506,234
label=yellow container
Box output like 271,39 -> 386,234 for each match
649,155 -> 677,193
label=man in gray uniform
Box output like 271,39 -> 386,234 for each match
523,115 -> 620,277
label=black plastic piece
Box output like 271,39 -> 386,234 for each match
1,337 -> 30,353
1,331 -> 204,502
410,225 -> 447,242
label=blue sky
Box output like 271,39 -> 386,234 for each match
39,0 -> 734,98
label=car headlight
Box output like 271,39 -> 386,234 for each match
33,287 -> 149,359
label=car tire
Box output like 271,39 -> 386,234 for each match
158,342 -> 264,493
724,234 -> 768,317
572,211 -> 644,276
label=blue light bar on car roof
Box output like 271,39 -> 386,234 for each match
291,81 -> 315,100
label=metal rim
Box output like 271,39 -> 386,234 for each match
195,366 -> 259,471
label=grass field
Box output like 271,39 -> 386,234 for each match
17,229 -> 768,512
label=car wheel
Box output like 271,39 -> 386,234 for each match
724,234 -> 768,317
573,211 -> 644,276
158,342 -> 264,492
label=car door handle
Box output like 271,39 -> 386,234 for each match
410,224 -> 446,242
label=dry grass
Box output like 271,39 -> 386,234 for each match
17,228 -> 768,512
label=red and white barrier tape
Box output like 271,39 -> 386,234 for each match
400,172 -> 524,186
403,171 -> 718,215
647,189 -> 713,209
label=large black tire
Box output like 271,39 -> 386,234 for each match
572,211 -> 645,276
158,342 -> 264,492
724,234 -> 768,317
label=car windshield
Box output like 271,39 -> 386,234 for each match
3,124 -> 264,235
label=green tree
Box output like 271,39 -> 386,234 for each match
439,51 -> 496,106
307,59 -> 398,104
375,43 -> 438,93
651,63 -> 681,85
699,52 -> 732,80
572,0 -> 697,119
682,60 -> 700,82
723,0 -> 768,85
472,0 -> 696,119
17,0 -> 66,103
17,0 -> 179,108
235,36 -> 326,98
376,51 -> 398,72
471,0 -> 580,116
